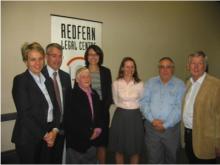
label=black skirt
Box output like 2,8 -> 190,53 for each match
109,107 -> 145,155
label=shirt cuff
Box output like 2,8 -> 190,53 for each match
52,128 -> 59,133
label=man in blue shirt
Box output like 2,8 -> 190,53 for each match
140,57 -> 185,163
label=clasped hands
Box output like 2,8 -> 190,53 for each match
152,119 -> 165,133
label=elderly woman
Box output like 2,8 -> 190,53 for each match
11,42 -> 60,163
64,67 -> 103,164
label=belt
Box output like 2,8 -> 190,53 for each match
185,127 -> 192,134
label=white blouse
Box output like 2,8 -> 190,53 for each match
112,78 -> 144,110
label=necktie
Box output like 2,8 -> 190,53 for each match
53,72 -> 62,113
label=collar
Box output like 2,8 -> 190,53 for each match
190,72 -> 206,84
158,76 -> 175,87
47,65 -> 59,78
120,78 -> 135,85
28,70 -> 45,83
78,84 -> 92,94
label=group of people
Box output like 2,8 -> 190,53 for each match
11,42 -> 220,164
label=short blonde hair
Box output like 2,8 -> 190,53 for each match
21,42 -> 45,61
75,67 -> 90,80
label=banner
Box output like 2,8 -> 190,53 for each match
51,14 -> 102,86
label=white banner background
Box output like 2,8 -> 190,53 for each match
51,15 -> 102,85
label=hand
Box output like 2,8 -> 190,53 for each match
216,148 -> 220,157
152,119 -> 165,133
90,128 -> 102,140
43,129 -> 58,147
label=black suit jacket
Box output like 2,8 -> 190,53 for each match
64,84 -> 103,153
11,70 -> 60,145
42,66 -> 72,126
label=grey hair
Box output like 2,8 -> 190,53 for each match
188,51 -> 208,66
75,67 -> 90,80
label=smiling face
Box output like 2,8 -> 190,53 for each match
76,69 -> 91,89
25,50 -> 44,75
159,59 -> 174,83
46,47 -> 63,70
188,55 -> 206,81
123,60 -> 135,78
87,48 -> 100,66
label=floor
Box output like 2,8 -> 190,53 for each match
1,147 -> 189,164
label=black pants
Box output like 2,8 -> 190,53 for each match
16,139 -> 52,164
15,122 -> 55,164
51,133 -> 65,163
184,128 -> 216,164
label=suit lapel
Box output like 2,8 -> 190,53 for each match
26,70 -> 48,120
193,74 -> 209,115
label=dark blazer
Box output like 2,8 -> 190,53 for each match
64,84 -> 103,153
11,70 -> 60,145
42,66 -> 72,126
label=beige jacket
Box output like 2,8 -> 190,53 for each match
181,74 -> 220,159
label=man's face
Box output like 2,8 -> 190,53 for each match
159,59 -> 174,83
46,47 -> 63,70
188,56 -> 206,81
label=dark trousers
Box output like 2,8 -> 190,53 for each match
15,122 -> 55,164
16,139 -> 52,164
184,128 -> 216,164
51,133 -> 65,163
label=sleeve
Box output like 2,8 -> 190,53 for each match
163,81 -> 186,129
12,76 -> 47,139
63,89 -> 72,135
112,81 -> 119,106
139,80 -> 154,122
104,68 -> 113,109
215,84 -> 220,148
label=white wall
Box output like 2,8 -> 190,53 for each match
1,1 -> 220,151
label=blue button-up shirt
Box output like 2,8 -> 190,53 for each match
139,76 -> 185,129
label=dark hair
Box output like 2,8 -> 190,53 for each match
84,45 -> 103,67
46,43 -> 63,55
117,57 -> 141,83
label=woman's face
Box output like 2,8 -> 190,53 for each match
123,60 -> 135,78
25,50 -> 44,75
87,49 -> 99,65
76,70 -> 91,89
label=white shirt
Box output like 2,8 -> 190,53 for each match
183,72 -> 206,129
29,70 -> 53,122
47,66 -> 64,115
112,79 -> 144,110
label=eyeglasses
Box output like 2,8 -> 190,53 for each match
48,54 -> 63,59
158,65 -> 174,69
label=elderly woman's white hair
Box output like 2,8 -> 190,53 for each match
75,66 -> 90,80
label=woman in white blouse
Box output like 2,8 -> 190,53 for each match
109,57 -> 144,164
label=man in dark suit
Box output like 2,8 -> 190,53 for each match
42,43 -> 72,164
